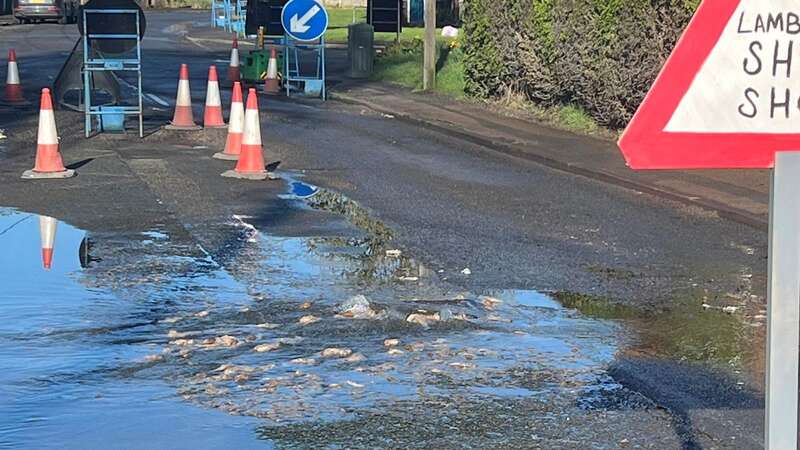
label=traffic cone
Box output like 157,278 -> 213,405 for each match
39,215 -> 57,270
21,88 -> 76,180
1,49 -> 30,106
227,36 -> 240,83
263,47 -> 280,94
222,88 -> 272,180
214,81 -> 244,160
203,65 -> 226,129
165,64 -> 201,130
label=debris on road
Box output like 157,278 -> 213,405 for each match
321,347 -> 353,358
344,353 -> 366,363
406,311 -> 440,327
480,296 -> 503,310
299,315 -> 320,325
254,342 -> 281,353
461,268 -> 472,275
201,335 -> 239,348
336,295 -> 384,320
290,357 -> 317,365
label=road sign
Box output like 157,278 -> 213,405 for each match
281,0 -> 328,42
618,0 -> 800,170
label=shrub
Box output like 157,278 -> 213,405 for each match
462,0 -> 696,128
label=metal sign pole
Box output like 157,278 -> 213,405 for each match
765,151 -> 800,450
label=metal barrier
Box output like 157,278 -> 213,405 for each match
211,0 -> 228,28
212,0 -> 246,36
82,8 -> 143,137
284,35 -> 326,100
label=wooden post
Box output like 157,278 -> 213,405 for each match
423,0 -> 435,90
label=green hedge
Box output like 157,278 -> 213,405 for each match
462,0 -> 697,128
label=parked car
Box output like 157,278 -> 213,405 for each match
13,0 -> 79,24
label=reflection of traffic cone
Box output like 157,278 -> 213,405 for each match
214,81 -> 244,160
165,64 -> 201,130
39,215 -> 57,270
1,49 -> 30,106
22,89 -> 76,180
263,47 -> 280,94
203,65 -> 226,129
222,88 -> 271,180
227,36 -> 240,83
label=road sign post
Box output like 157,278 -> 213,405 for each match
617,2 -> 800,448
766,152 -> 800,450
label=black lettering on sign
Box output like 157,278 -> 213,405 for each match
773,40 -> 793,77
738,88 -> 759,118
738,11 -> 752,33
771,87 -> 790,118
744,41 -> 763,75
767,13 -> 785,32
789,13 -> 800,34
755,14 -> 766,33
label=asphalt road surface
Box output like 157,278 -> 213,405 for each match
0,10 -> 770,449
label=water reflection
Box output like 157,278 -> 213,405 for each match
38,215 -> 57,270
0,207 -> 629,448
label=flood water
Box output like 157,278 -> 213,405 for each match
0,204 -> 752,448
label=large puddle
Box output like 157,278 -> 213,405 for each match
0,203 -> 755,447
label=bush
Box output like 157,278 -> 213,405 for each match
462,0 -> 696,128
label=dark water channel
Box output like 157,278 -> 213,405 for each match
0,203 -> 757,448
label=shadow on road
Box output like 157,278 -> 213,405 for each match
607,356 -> 763,449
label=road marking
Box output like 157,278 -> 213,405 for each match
146,93 -> 170,107
185,36 -> 255,49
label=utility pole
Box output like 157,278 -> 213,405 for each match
423,0 -> 436,90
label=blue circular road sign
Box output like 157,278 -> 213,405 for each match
281,0 -> 329,42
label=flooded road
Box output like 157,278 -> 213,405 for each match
0,196 -> 756,448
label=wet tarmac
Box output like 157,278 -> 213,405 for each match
0,203 -> 686,448
0,9 -> 770,448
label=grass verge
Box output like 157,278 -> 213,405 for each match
372,39 -> 465,98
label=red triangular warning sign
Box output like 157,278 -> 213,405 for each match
619,0 -> 800,170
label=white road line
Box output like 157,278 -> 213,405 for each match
146,93 -> 170,107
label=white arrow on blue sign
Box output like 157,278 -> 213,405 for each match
281,0 -> 329,42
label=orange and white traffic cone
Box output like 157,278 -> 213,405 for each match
222,88 -> 273,180
263,47 -> 280,94
1,49 -> 30,106
165,64 -> 201,130
214,81 -> 244,160
39,215 -> 57,270
203,65 -> 226,129
21,88 -> 75,180
227,36 -> 240,83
